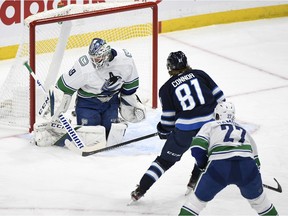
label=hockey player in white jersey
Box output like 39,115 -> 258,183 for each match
179,101 -> 278,215
33,38 -> 145,148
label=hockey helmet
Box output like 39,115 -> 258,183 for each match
88,38 -> 111,69
166,51 -> 188,72
214,101 -> 235,121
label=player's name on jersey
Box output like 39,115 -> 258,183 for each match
171,73 -> 195,87
216,119 -> 234,125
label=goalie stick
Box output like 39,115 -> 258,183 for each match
49,89 -> 55,117
24,61 -> 50,117
263,178 -> 282,193
24,61 -> 86,150
65,132 -> 159,157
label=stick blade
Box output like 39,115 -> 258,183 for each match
273,178 -> 282,193
263,178 -> 282,193
65,139 -> 107,157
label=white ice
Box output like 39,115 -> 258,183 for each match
0,17 -> 287,215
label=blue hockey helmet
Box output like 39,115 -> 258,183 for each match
166,51 -> 188,72
88,38 -> 111,69
214,101 -> 235,121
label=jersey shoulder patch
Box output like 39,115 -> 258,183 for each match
78,55 -> 90,66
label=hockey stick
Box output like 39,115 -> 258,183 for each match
82,132 -> 158,156
263,178 -> 282,193
65,132 -> 158,157
23,61 -> 86,150
23,61 -> 50,117
49,89 -> 55,117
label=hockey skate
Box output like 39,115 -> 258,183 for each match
128,185 -> 145,205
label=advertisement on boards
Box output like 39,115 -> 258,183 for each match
0,0 -> 286,52
0,0 -> 162,46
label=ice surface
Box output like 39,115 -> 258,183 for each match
0,17 -> 287,215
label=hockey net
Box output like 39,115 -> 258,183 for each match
0,1 -> 158,132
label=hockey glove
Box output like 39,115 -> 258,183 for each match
157,122 -> 172,139
119,93 -> 145,123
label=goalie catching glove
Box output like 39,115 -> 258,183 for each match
119,93 -> 145,123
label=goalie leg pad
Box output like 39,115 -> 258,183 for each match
33,122 -> 107,150
33,121 -> 66,147
106,122 -> 128,147
55,125 -> 107,149
76,125 -> 106,149
64,126 -> 107,154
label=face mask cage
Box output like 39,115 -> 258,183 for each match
89,42 -> 111,69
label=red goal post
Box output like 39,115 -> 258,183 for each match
0,1 -> 158,132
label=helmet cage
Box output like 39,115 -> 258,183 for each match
89,38 -> 111,69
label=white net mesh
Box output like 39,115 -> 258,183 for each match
0,2 -> 157,131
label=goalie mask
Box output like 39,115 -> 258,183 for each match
214,101 -> 235,121
89,38 -> 111,69
167,51 -> 188,76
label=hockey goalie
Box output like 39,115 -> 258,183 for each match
32,38 -> 146,152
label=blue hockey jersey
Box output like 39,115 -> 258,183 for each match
159,69 -> 225,131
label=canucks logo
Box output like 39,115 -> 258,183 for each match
101,72 -> 122,95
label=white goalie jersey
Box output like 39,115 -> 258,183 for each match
33,47 -> 143,149
56,48 -> 139,98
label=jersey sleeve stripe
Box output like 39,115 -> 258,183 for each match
122,78 -> 139,91
56,76 -> 77,95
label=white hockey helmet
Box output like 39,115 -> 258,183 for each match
214,101 -> 235,121
88,38 -> 111,69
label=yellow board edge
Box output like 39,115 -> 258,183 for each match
160,4 -> 288,33
1,4 -> 288,60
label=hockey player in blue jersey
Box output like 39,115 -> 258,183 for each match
179,101 -> 278,216
130,51 -> 225,202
